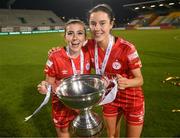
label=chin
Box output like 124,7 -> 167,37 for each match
72,48 -> 81,53
94,37 -> 103,42
70,45 -> 80,50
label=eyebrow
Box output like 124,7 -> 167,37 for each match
90,20 -> 107,22
67,30 -> 84,33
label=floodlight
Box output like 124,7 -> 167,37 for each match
169,3 -> 174,5
134,7 -> 140,10
150,5 -> 156,8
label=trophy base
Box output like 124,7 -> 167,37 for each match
72,110 -> 103,137
72,121 -> 103,137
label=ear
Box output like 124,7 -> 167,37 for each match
64,34 -> 68,44
110,20 -> 114,29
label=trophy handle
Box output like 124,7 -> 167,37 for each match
98,78 -> 118,105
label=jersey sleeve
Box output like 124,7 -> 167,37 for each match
127,44 -> 142,70
44,55 -> 56,77
86,40 -> 95,69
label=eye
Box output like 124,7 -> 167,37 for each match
90,21 -> 96,26
100,21 -> 106,26
67,31 -> 73,36
77,31 -> 84,35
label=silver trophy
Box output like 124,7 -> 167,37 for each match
56,74 -> 106,137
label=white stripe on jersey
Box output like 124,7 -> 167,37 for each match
128,51 -> 139,61
46,60 -> 53,67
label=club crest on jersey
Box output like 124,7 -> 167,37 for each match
86,62 -> 90,71
112,60 -> 121,70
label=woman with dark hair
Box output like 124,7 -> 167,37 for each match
86,4 -> 145,138
48,4 -> 145,137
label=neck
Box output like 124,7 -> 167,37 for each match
97,35 -> 113,51
69,49 -> 80,58
97,38 -> 108,51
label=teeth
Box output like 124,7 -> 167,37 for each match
72,44 -> 80,48
72,42 -> 80,45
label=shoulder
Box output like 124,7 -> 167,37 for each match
87,39 -> 95,44
86,39 -> 95,49
48,47 -> 66,58
116,37 -> 141,62
82,46 -> 88,52
116,37 -> 136,51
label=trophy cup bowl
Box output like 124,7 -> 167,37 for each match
56,74 -> 106,137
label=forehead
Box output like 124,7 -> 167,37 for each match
89,11 -> 110,21
66,23 -> 84,31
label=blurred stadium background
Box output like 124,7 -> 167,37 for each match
0,0 -> 179,137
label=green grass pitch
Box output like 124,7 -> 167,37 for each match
0,29 -> 180,137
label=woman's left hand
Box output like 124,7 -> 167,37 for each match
116,74 -> 129,90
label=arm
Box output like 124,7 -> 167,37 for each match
37,75 -> 56,94
116,68 -> 143,89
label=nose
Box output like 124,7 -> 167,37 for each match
94,23 -> 101,31
72,33 -> 78,40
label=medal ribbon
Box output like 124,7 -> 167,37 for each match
95,35 -> 114,75
94,35 -> 118,105
66,46 -> 84,75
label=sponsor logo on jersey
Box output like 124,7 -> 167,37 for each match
62,70 -> 68,74
86,62 -> 90,70
46,60 -> 53,67
112,60 -> 121,70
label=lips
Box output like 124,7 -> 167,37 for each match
71,41 -> 81,47
94,31 -> 105,39
72,42 -> 80,45
94,33 -> 102,37
71,43 -> 80,48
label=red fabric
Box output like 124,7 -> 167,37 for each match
103,102 -> 145,125
44,47 -> 91,79
86,37 -> 144,117
52,94 -> 79,128
44,46 -> 91,128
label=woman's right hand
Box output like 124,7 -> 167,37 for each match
37,81 -> 48,94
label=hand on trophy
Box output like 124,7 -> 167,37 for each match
102,75 -> 110,88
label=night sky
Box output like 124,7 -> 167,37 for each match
0,0 -> 157,23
